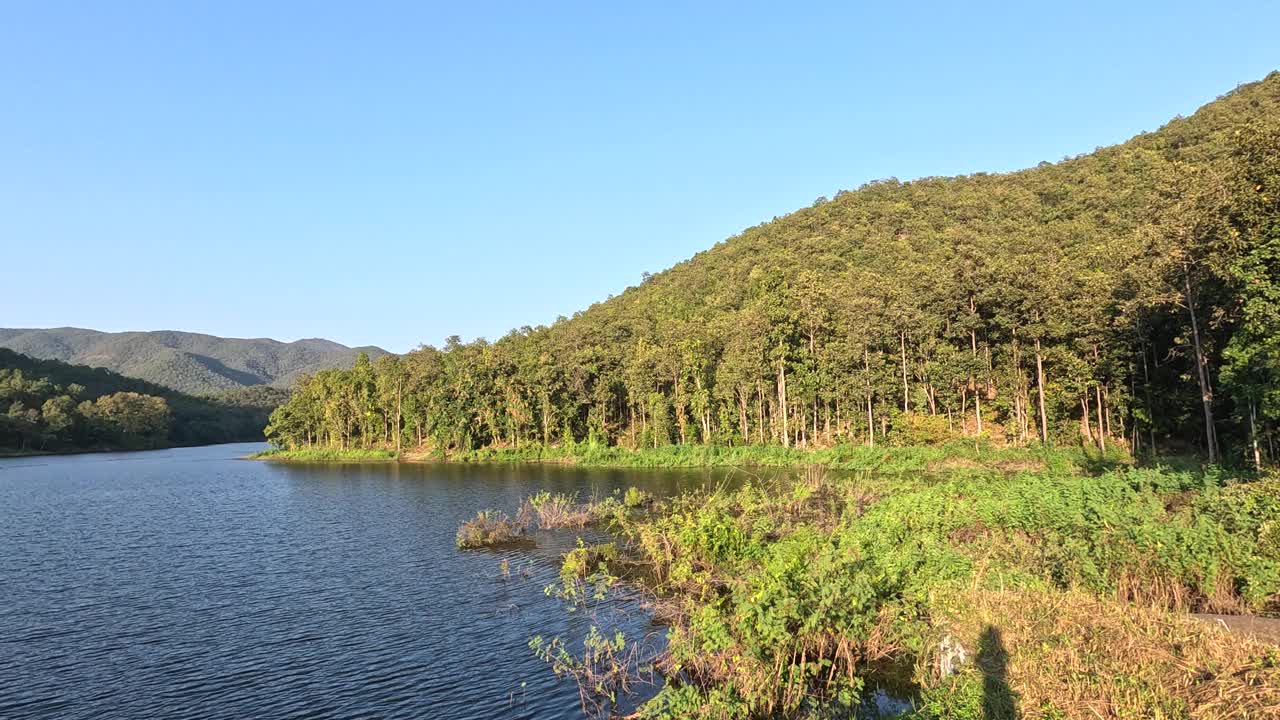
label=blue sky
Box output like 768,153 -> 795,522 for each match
3,2 -> 1277,353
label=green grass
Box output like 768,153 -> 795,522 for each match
519,464 -> 1280,718
269,439 -> 1140,475
249,447 -> 399,462
446,441 -> 1124,474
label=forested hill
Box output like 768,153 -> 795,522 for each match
0,348 -> 283,453
267,72 -> 1280,465
0,327 -> 388,395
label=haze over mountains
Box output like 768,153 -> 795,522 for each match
0,328 -> 388,396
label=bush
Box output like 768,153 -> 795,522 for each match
455,510 -> 528,548
592,466 -> 1280,717
889,413 -> 957,446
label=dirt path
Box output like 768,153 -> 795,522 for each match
1193,613 -> 1280,645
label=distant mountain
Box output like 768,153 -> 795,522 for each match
0,328 -> 389,395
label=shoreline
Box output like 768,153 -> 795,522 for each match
247,442 -> 1139,473
3,438 -> 266,460
487,457 -> 1279,716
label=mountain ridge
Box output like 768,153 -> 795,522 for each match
0,327 -> 389,395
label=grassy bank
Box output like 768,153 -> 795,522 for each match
259,440 -> 1130,473
249,447 -> 399,462
444,441 -> 1130,474
495,465 -> 1280,718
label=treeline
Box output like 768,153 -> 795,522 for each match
2,371 -> 170,451
0,349 -> 283,453
209,385 -> 292,412
267,73 -> 1280,466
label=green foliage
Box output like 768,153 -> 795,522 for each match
76,392 -> 170,448
623,486 -> 652,508
0,348 -> 276,453
250,447 -> 398,462
530,626 -> 639,716
889,413 -> 958,446
209,385 -> 292,410
269,74 -> 1280,469
450,440 -> 1099,475
591,465 -> 1280,717
550,539 -> 620,605
900,672 -> 988,719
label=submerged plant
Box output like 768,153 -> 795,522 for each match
548,539 -> 619,607
454,510 -> 528,549
525,491 -> 596,528
530,626 -> 648,718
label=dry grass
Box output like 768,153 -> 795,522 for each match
455,510 -> 529,548
1114,565 -> 1251,615
930,588 -> 1280,719
524,491 -> 604,529
781,468 -> 879,531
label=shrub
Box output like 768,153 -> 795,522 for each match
623,486 -> 652,509
455,510 -> 527,549
526,491 -> 593,528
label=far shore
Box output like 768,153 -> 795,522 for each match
3,439 -> 265,460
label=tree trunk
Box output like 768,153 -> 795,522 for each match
1081,394 -> 1093,445
1183,270 -> 1218,463
1013,336 -> 1027,443
824,400 -> 830,443
864,348 -> 874,447
1103,384 -> 1113,439
900,331 -> 909,413
541,396 -> 550,446
756,381 -> 765,444
1141,340 -> 1156,456
829,394 -> 839,440
1094,384 -> 1106,453
674,372 -> 687,445
777,356 -> 790,448
1250,398 -> 1262,469
813,398 -> 819,446
1035,336 -> 1049,444
971,315 -> 982,435
395,380 -> 403,453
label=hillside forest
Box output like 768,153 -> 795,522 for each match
0,349 -> 284,454
266,74 -> 1280,466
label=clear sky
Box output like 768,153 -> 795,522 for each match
3,2 -> 1277,353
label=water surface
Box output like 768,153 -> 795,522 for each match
0,443 -> 748,719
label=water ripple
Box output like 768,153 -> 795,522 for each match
0,443 -> 726,719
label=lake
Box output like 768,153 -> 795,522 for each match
0,443 -> 743,719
